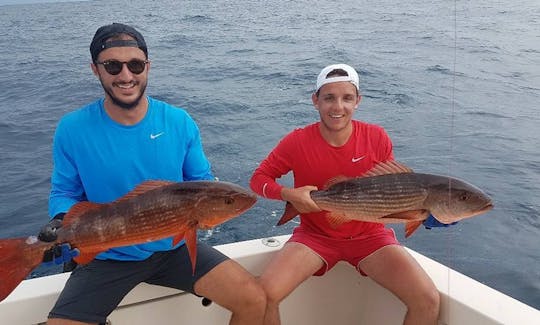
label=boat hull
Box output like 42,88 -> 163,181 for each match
0,235 -> 537,324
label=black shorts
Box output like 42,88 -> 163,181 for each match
48,242 -> 228,324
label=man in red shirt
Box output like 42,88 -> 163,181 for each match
250,64 -> 440,325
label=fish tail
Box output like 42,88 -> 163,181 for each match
0,237 -> 50,302
277,202 -> 299,226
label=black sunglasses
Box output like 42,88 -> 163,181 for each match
96,59 -> 149,75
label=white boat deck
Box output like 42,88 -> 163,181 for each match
1,235 -> 538,324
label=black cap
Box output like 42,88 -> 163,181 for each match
90,23 -> 148,62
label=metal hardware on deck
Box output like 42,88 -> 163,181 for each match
202,297 -> 213,306
262,237 -> 281,247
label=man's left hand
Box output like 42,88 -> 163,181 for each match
423,214 -> 458,229
42,243 -> 80,266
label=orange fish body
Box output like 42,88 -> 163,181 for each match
0,180 -> 257,302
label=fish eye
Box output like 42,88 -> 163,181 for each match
459,193 -> 469,201
224,197 -> 234,205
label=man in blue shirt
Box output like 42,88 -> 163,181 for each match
39,23 -> 265,325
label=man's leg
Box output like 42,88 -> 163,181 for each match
358,245 -> 440,325
256,242 -> 325,325
47,258 -> 150,325
193,259 -> 266,325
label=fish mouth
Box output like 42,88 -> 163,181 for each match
468,202 -> 493,218
481,203 -> 494,213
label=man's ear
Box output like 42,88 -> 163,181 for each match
355,94 -> 362,108
90,62 -> 99,77
312,92 -> 319,109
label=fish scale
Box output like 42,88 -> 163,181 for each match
63,189 -> 200,246
277,161 -> 492,236
313,173 -> 428,217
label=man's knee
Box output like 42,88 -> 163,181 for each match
258,277 -> 284,307
247,280 -> 267,307
229,277 -> 267,314
412,286 -> 440,316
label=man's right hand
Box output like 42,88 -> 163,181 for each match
42,243 -> 80,266
38,213 -> 65,242
38,213 -> 80,266
280,186 -> 321,214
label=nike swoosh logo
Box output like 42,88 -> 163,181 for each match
352,156 -> 365,163
150,132 -> 164,140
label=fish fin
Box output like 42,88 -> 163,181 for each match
323,161 -> 414,188
363,160 -> 413,177
380,210 -> 429,221
277,202 -> 299,226
115,180 -> 175,203
0,237 -> 50,302
323,175 -> 353,189
63,202 -> 102,225
73,254 -> 97,265
172,233 -> 185,246
185,228 -> 198,275
405,221 -> 423,238
326,212 -> 353,229
73,248 -> 100,265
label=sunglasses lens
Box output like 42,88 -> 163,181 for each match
101,60 -> 147,75
102,61 -> 123,75
126,60 -> 146,74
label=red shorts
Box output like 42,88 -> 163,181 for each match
289,226 -> 400,276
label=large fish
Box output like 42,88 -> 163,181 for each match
0,180 -> 257,302
278,161 -> 493,237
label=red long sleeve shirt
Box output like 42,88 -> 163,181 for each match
250,120 -> 394,238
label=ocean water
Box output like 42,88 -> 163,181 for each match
1,0 -> 539,310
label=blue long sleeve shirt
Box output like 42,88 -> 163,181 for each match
49,96 -> 213,261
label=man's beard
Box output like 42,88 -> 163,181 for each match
100,79 -> 147,110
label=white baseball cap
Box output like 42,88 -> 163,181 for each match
316,63 -> 359,92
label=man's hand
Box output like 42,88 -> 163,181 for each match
38,213 -> 65,242
42,243 -> 80,266
423,214 -> 458,229
281,186 -> 321,214
38,213 -> 80,266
